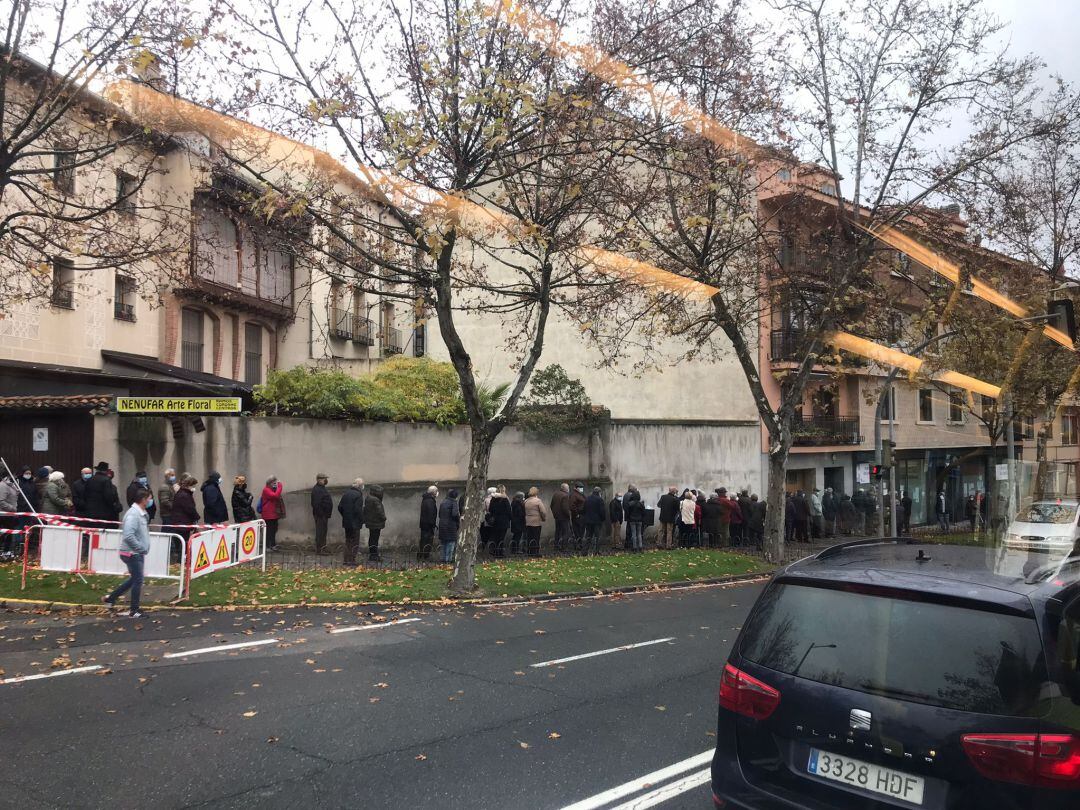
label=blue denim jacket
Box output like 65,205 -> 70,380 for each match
120,503 -> 151,556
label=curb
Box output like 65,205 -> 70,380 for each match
0,570 -> 773,614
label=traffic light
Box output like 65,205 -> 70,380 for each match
870,464 -> 886,479
1048,299 -> 1077,344
882,439 -> 895,467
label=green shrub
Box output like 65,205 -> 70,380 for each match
254,357 -> 508,426
515,364 -> 606,439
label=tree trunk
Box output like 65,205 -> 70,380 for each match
449,428 -> 495,595
762,437 -> 790,563
1033,401 -> 1054,502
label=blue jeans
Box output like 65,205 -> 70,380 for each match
107,553 -> 144,615
441,540 -> 456,563
628,522 -> 643,550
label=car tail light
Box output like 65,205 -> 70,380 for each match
719,663 -> 780,720
962,734 -> 1080,788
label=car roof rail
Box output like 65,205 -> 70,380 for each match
815,538 -> 901,560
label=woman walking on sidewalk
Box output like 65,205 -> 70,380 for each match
103,489 -> 151,618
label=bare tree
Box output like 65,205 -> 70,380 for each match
0,0 -> 191,311
147,0 -> 627,592
584,0 -> 1043,560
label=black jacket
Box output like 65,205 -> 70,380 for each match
171,487 -> 200,525
17,475 -> 40,512
624,491 -> 645,522
510,498 -> 526,533
338,486 -> 365,532
125,480 -> 156,522
438,496 -> 460,542
750,500 -> 767,531
419,492 -> 438,529
310,483 -> 333,519
583,494 -> 606,525
232,486 -> 256,523
702,497 -> 724,534
657,492 -> 680,522
488,494 -> 511,531
71,477 -> 88,516
82,472 -> 121,521
362,485 -> 386,530
822,492 -> 838,520
608,497 -> 623,523
201,480 -> 229,523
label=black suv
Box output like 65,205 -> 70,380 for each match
711,540 -> 1080,809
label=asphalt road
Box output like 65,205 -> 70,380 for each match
0,579 -> 767,809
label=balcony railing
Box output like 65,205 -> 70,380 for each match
181,340 -> 203,372
792,414 -> 861,446
330,307 -> 352,340
114,302 -> 136,322
770,328 -> 805,361
352,316 -> 376,346
381,326 -> 403,355
51,286 -> 74,309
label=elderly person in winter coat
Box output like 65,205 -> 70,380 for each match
419,485 -> 439,560
82,462 -> 120,523
201,472 -> 229,525
438,488 -> 461,563
42,471 -> 73,515
622,485 -> 645,552
260,477 -> 285,550
310,474 -> 333,555
488,485 -> 512,558
582,486 -> 607,555
338,479 -> 365,565
608,492 -> 624,549
550,483 -> 571,552
171,474 -> 201,541
362,484 -> 386,563
510,491 -> 526,554
524,486 -> 548,557
231,475 -> 256,523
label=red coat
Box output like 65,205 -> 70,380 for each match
260,483 -> 285,520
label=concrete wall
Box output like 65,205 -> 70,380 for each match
96,414 -> 595,547
91,413 -> 762,548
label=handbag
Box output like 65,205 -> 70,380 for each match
256,497 -> 263,514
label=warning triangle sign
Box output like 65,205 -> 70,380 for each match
213,535 -> 230,564
193,542 -> 210,573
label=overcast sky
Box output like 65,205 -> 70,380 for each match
986,0 -> 1078,84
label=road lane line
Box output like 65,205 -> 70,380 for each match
557,749 -> 712,810
0,665 -> 102,685
530,637 -> 675,668
163,638 -> 281,658
330,617 -> 422,634
608,768 -> 711,810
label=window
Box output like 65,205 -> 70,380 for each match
779,232 -> 796,273
380,301 -> 402,355
113,275 -> 136,321
1063,410 -> 1079,446
115,171 -> 137,214
414,321 -> 426,357
244,322 -> 263,384
259,245 -> 292,304
1023,415 -> 1035,439
880,386 -> 897,422
51,258 -> 75,309
739,584 -> 1045,716
777,167 -> 791,183
194,204 -> 239,287
329,281 -> 350,339
918,389 -> 934,423
53,146 -> 76,195
181,308 -> 204,371
948,390 -> 964,423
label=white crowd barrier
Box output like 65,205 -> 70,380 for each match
19,518 -> 265,601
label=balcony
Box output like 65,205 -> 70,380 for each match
381,326 -> 403,355
770,328 -> 804,361
114,302 -> 136,322
351,316 -> 376,346
51,286 -> 74,309
330,307 -> 353,340
792,414 -> 861,446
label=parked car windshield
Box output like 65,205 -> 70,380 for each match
1022,502 -> 1079,524
739,583 -> 1046,716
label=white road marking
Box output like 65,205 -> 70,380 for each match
530,637 -> 675,668
330,617 -> 422,634
558,749 -> 713,810
163,638 -> 281,658
608,769 -> 711,810
0,665 -> 102,685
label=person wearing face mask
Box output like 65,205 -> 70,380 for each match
569,482 -> 586,551
157,469 -> 177,529
42,471 -> 73,515
72,467 -> 93,517
201,471 -> 229,524
231,475 -> 256,523
0,474 -> 20,558
126,471 -> 156,522
83,462 -> 122,523
16,465 -> 41,514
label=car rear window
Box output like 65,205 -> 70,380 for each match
739,583 -> 1046,716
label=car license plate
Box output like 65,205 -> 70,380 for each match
807,748 -> 925,805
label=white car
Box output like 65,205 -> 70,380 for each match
1005,500 -> 1080,554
